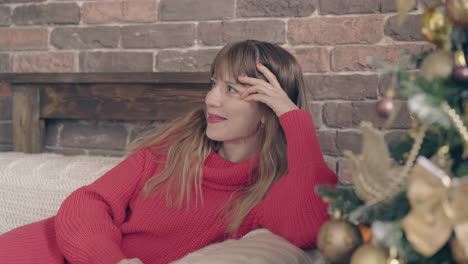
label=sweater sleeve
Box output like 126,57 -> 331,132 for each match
55,148 -> 148,264
255,109 -> 338,248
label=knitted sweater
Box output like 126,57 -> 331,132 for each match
0,109 -> 337,264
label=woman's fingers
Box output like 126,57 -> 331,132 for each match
240,84 -> 273,99
255,62 -> 281,89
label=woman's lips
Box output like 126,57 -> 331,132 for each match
207,113 -> 227,124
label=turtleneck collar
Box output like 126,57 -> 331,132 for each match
202,151 -> 259,191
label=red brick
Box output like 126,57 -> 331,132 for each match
0,28 -> 48,50
159,0 -> 234,21
288,16 -> 385,45
323,103 -> 353,128
228,20 -> 286,44
199,20 -> 286,45
351,101 -> 412,129
308,102 -> 323,128
83,1 -> 156,24
289,48 -> 329,73
198,22 -> 224,46
156,49 -> 219,72
337,158 -> 352,183
51,27 -> 120,49
237,0 -> 316,17
122,24 -> 196,49
305,74 -> 378,100
318,0 -> 403,15
317,129 -> 338,155
12,3 -> 80,25
331,44 -> 429,72
385,14 -> 424,41
80,52 -> 153,72
13,52 -> 78,72
336,130 -> 362,154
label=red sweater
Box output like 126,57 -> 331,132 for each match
0,109 -> 337,264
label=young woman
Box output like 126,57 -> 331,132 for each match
0,40 -> 337,264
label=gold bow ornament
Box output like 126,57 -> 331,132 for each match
401,156 -> 468,257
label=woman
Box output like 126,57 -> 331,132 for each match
0,40 -> 337,264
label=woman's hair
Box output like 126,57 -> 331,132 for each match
127,40 -> 309,233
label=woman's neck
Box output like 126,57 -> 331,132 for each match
218,140 -> 260,163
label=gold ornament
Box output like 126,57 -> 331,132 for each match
441,102 -> 468,158
317,219 -> 362,263
446,0 -> 468,27
452,239 -> 468,264
344,122 -> 404,204
420,50 -> 454,81
349,244 -> 388,264
401,157 -> 468,257
345,121 -> 427,205
396,0 -> 417,25
420,6 -> 453,46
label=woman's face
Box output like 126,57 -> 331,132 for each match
205,73 -> 264,145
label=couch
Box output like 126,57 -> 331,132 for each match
0,152 -> 325,264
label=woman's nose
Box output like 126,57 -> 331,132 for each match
205,87 -> 222,107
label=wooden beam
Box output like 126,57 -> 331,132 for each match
0,72 -> 211,84
40,83 -> 210,121
12,85 -> 45,153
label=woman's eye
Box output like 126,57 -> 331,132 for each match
227,86 -> 237,93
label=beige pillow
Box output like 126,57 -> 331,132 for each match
171,229 -> 324,264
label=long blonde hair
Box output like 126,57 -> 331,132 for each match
127,40 -> 309,233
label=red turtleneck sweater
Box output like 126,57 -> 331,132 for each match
0,109 -> 337,264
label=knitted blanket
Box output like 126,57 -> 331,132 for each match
0,152 -> 122,233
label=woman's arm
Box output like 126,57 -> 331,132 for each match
255,109 -> 337,248
55,148 -> 150,264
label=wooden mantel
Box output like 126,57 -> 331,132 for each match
0,72 -> 211,153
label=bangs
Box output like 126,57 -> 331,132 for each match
210,42 -> 266,82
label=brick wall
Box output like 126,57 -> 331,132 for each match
0,0 -> 436,180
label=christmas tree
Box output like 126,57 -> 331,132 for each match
315,1 -> 468,263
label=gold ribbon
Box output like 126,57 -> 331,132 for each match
401,157 -> 468,257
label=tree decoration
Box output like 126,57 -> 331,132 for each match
420,6 -> 453,46
401,157 -> 468,257
349,244 -> 389,264
419,50 -> 455,80
446,0 -> 468,27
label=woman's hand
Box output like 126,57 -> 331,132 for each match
238,62 -> 299,117
117,258 -> 144,264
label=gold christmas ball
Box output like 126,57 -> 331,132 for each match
350,244 -> 389,264
420,50 -> 454,80
451,239 -> 468,264
375,98 -> 395,118
420,7 -> 453,45
317,219 -> 362,263
446,0 -> 468,27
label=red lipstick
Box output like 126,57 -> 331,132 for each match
207,113 -> 227,124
